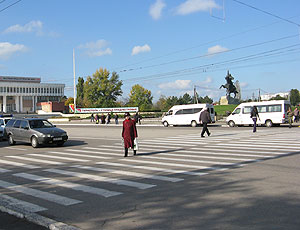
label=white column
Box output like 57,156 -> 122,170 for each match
20,96 -> 23,113
15,96 -> 20,113
3,95 -> 7,113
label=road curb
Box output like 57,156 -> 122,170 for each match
0,205 -> 81,230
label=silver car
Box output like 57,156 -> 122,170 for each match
5,118 -> 68,148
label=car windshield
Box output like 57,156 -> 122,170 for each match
29,120 -> 53,129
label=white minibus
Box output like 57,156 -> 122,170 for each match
226,100 -> 291,127
162,104 -> 215,127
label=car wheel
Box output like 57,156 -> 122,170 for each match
265,120 -> 273,128
31,136 -> 39,148
228,120 -> 235,127
191,120 -> 197,127
163,121 -> 169,127
8,135 -> 15,145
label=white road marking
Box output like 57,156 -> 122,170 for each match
210,146 -> 294,154
0,179 -> 81,206
217,143 -> 300,150
137,149 -> 256,161
13,173 -> 122,198
122,158 -> 226,171
96,161 -> 208,176
66,149 -> 120,156
139,140 -> 196,147
4,147 -> 28,151
28,154 -> 89,162
71,165 -> 183,182
0,168 -> 11,173
6,156 -> 65,165
44,168 -> 155,190
0,159 -> 40,169
188,149 -> 273,158
0,194 -> 47,213
127,154 -> 234,165
49,151 -> 111,159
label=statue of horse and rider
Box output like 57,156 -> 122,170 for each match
220,71 -> 238,98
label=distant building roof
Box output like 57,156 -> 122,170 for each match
0,76 -> 41,83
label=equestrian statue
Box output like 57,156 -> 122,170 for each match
220,71 -> 238,98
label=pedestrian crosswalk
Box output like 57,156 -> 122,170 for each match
1,128 -> 300,220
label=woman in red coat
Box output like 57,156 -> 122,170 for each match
122,112 -> 138,157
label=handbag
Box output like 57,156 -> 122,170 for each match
133,138 -> 139,151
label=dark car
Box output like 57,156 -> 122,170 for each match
5,118 -> 68,148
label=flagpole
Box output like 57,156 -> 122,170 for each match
73,49 -> 76,113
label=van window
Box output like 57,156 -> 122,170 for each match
268,104 -> 281,112
193,108 -> 202,113
284,104 -> 291,112
257,105 -> 267,113
243,107 -> 252,114
233,108 -> 241,114
183,109 -> 193,114
13,120 -> 21,128
175,109 -> 183,115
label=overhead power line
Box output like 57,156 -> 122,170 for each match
122,43 -> 300,83
119,34 -> 298,73
0,0 -> 7,4
232,0 -> 300,27
0,0 -> 22,13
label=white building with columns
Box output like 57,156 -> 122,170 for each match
0,76 -> 65,113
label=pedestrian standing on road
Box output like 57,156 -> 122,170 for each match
122,112 -> 138,157
115,113 -> 119,124
199,107 -> 211,137
106,113 -> 111,124
95,114 -> 99,124
90,113 -> 95,122
287,107 -> 293,128
293,107 -> 299,123
250,106 -> 260,132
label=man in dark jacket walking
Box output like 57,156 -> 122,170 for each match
199,107 -> 211,137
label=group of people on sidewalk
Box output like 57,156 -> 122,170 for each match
90,113 -> 118,124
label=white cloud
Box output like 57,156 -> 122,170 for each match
175,0 -> 220,15
149,0 -> 166,20
78,40 -> 112,57
0,42 -> 27,60
158,79 -> 192,90
207,45 -> 229,56
131,44 -> 151,56
3,20 -> 43,34
239,82 -> 249,88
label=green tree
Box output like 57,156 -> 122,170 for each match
76,77 -> 84,107
64,97 -> 74,106
154,95 -> 167,111
84,68 -> 123,107
290,89 -> 300,106
198,95 -> 213,104
128,84 -> 153,111
269,94 -> 287,101
164,96 -> 179,110
178,93 -> 193,104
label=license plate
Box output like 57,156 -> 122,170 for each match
53,137 -> 62,141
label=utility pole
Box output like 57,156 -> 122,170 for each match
258,88 -> 261,102
194,86 -> 199,104
73,49 -> 76,113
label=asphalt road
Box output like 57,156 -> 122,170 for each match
0,123 -> 300,230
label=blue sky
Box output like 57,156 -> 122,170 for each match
0,0 -> 300,102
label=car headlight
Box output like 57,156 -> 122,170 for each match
41,134 -> 51,137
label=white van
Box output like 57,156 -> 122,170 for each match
226,100 -> 291,127
162,104 -> 215,127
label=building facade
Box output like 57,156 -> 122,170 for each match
0,76 -> 65,113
